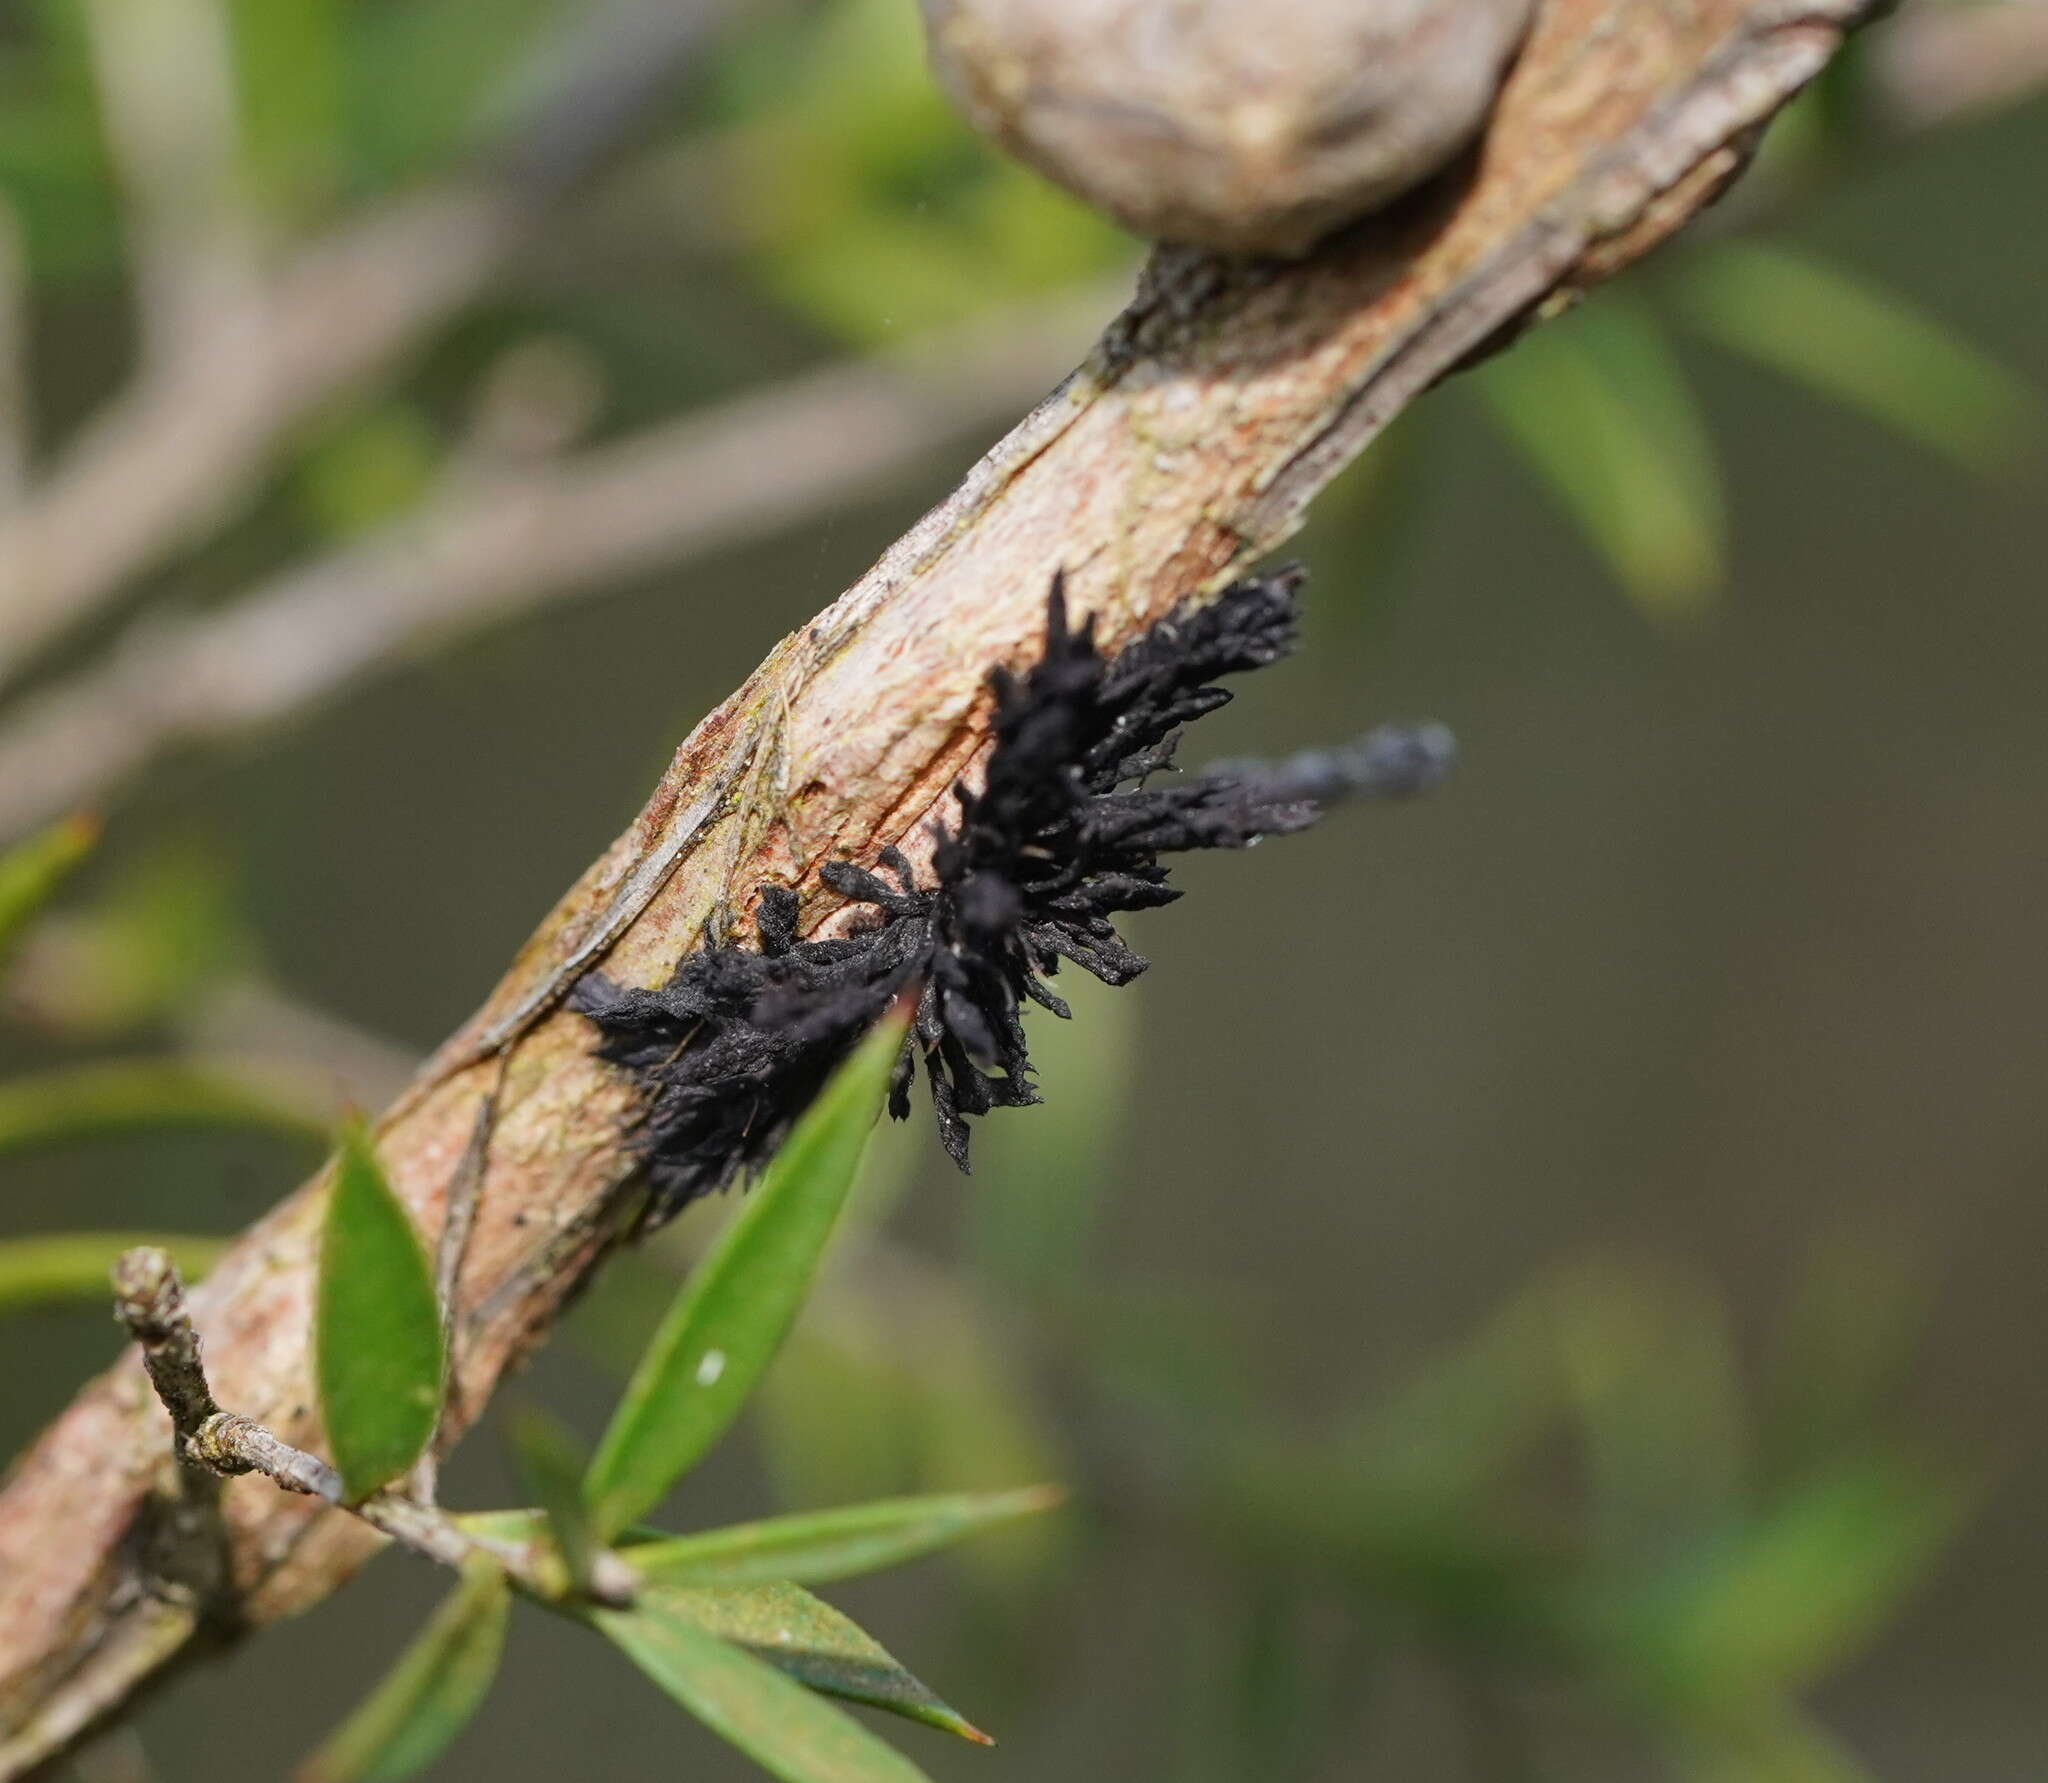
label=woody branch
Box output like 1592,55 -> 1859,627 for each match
0,0 -> 1882,1773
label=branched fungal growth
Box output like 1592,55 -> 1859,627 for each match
574,568 -> 1454,1227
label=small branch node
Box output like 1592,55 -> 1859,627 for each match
111,1247 -> 220,1444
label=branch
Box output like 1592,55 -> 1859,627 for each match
0,200 -> 26,516
0,0 -> 1879,1771
0,0 -> 729,686
77,0 -> 258,367
1874,0 -> 2048,130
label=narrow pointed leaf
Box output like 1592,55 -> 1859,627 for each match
1624,1456 -> 1967,1708
0,813 -> 97,971
595,1598 -> 936,1783
625,1485 -> 1064,1588
0,1058 -> 331,1159
298,1559 -> 509,1782
1476,298 -> 1724,616
644,1580 -> 991,1746
316,1119 -> 445,1501
506,1402 -> 597,1596
584,1014 -> 906,1538
1679,239 -> 2033,473
1675,1699 -> 1878,1783
0,1232 -> 225,1315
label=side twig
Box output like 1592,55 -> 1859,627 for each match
109,1247 -> 632,1604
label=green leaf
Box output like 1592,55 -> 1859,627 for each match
10,837 -> 253,1038
625,1486 -> 1063,1589
1550,1262 -> 1748,1564
316,1118 -> 445,1502
721,0 -> 1129,345
0,812 -> 97,972
297,1558 -> 509,1782
1475,297 -> 1725,617
505,1402 -> 597,1597
296,401 -> 443,541
593,1596 -> 937,1783
0,1058 -> 332,1159
0,1232 -> 225,1316
649,1580 -> 990,1746
1674,1700 -> 1878,1783
1678,239 -> 2033,474
1625,1456 -> 1968,1709
225,0 -> 346,220
583,1014 -> 906,1539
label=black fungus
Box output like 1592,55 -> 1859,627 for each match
573,567 -> 1454,1228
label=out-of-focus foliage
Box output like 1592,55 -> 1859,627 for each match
0,816 -> 98,974
0,1056 -> 330,1156
300,1558 -> 512,1783
3,838 -> 254,1039
707,0 -> 1131,344
1677,237 -> 2034,474
0,1230 -> 223,1313
0,822 -> 327,1177
1475,296 -> 1728,617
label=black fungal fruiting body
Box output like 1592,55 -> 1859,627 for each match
574,568 -> 1453,1228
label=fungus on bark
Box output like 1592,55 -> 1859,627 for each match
574,567 -> 1453,1226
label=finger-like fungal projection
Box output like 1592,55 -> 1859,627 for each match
574,568 -> 1454,1227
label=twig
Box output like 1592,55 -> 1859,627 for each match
109,1247 -> 633,1603
175,976 -> 425,1114
0,285 -> 1111,842
426,1070 -> 505,1480
0,0 -> 730,685
1874,0 -> 2048,130
66,1728 -> 157,1783
77,0 -> 259,366
0,0 -> 1883,1769
0,199 -> 27,513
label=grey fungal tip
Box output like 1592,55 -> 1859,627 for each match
1206,720 -> 1458,805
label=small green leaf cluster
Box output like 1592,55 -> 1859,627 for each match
303,1015 -> 1059,1783
1100,1254 -> 1966,1783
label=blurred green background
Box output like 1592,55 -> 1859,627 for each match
2,1 -> 2045,1778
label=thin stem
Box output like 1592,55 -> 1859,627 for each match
110,1247 -> 635,1606
0,197 -> 28,512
